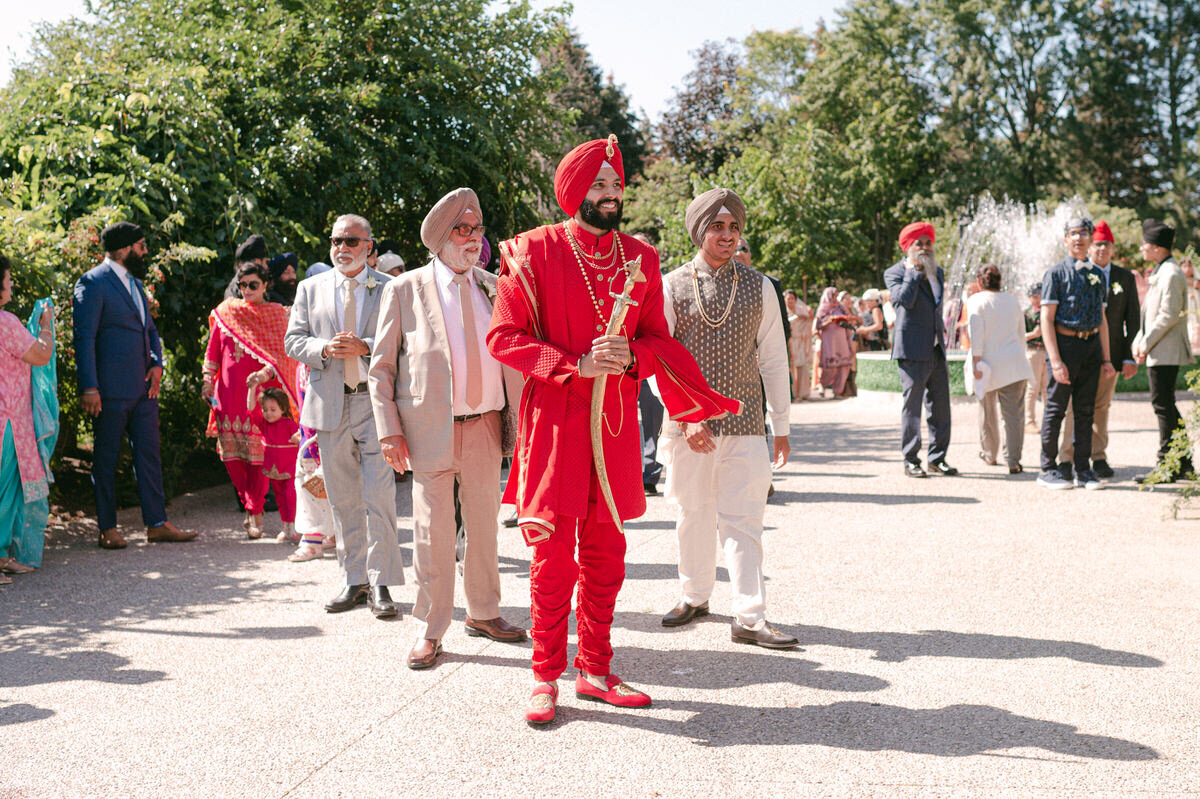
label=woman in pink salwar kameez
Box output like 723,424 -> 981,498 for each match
201,263 -> 297,538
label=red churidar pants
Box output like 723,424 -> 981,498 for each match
224,460 -> 267,515
529,500 -> 627,682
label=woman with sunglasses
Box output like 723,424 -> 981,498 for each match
202,261 -> 298,538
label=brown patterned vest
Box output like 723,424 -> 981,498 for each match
665,258 -> 765,436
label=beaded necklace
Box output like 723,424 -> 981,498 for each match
563,222 -> 630,333
691,259 -> 741,328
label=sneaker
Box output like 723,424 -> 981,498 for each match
1037,470 -> 1073,490
1057,462 -> 1074,482
1092,460 -> 1115,479
1075,469 -> 1104,490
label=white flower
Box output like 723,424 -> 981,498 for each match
1087,273 -> 1101,286
365,274 -> 378,295
1112,283 -> 1123,295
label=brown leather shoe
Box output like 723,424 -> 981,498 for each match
465,616 -> 527,643
406,639 -> 442,670
146,521 -> 198,543
98,528 -> 127,549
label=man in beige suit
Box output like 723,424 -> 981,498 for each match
1133,218 -> 1193,483
369,188 -> 526,670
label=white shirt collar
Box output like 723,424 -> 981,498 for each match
104,257 -> 130,282
433,256 -> 474,289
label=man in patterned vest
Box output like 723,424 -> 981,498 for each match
659,188 -> 797,650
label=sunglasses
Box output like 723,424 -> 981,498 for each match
330,236 -> 369,248
238,280 -> 263,290
451,224 -> 487,238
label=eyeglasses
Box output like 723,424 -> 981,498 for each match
238,280 -> 263,290
451,224 -> 486,238
330,236 -> 370,248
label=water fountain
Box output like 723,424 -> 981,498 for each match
941,195 -> 1090,349
856,195 -> 1090,396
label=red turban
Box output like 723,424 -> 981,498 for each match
1093,220 -> 1114,243
898,222 -> 935,253
553,135 -> 625,217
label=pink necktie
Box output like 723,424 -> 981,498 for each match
452,273 -> 482,409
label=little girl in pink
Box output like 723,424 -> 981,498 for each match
251,388 -> 300,540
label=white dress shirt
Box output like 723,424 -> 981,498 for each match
333,267 -> 370,379
432,257 -> 504,415
104,257 -> 144,323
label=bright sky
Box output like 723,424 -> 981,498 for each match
0,1 -> 846,120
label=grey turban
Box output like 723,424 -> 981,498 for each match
684,188 -> 747,248
421,188 -> 482,253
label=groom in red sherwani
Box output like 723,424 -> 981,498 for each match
487,136 -> 740,725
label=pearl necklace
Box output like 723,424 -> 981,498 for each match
564,223 -> 630,333
691,260 -> 740,328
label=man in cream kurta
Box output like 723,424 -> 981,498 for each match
369,189 -> 526,670
659,188 -> 797,650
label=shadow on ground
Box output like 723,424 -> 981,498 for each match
794,625 -> 1163,667
550,699 -> 1159,759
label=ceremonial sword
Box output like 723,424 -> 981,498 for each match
590,253 -> 644,535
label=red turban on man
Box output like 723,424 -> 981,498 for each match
1093,220 -> 1114,243
553,135 -> 625,217
898,222 -> 935,253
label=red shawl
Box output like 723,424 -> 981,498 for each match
209,298 -> 299,409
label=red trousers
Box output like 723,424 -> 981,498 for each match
224,460 -> 267,515
530,501 -> 626,682
269,478 -> 296,523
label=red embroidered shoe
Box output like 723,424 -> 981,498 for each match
574,673 -> 651,707
525,683 -> 557,725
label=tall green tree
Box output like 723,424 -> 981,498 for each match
539,28 -> 647,179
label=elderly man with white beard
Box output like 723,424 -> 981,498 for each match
369,189 -> 527,670
285,214 -> 405,618
883,222 -> 958,478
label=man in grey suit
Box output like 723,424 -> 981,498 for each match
285,214 -> 405,617
1133,218 -> 1194,483
369,188 -> 527,669
883,221 -> 958,478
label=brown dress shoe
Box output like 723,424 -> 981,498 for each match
465,616 -> 527,643
146,521 -> 198,543
98,528 -> 127,549
407,639 -> 442,670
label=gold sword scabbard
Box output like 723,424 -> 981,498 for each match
590,254 -> 644,535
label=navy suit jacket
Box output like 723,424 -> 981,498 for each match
73,261 -> 163,400
884,260 -> 946,361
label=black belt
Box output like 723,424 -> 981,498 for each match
453,412 -> 485,423
343,382 -> 369,394
1055,324 -> 1100,340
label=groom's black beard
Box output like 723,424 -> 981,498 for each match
123,251 -> 148,279
579,197 -> 623,232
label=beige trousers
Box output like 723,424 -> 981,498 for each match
979,380 -> 1027,467
411,411 -> 503,641
1025,347 -> 1047,426
1059,370 -> 1119,465
792,363 -> 811,400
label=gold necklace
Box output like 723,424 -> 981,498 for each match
691,260 -> 740,327
564,224 -> 630,333
564,223 -> 618,270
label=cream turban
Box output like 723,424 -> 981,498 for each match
421,188 -> 482,253
684,188 -> 747,248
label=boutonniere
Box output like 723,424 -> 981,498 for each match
1087,273 -> 1101,287
1112,283 -> 1123,295
481,279 -> 496,300
365,274 -> 378,295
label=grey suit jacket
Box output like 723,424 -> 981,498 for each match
368,262 -> 524,472
285,267 -> 387,431
1134,258 -> 1193,367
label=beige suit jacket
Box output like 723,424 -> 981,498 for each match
1134,258 -> 1193,367
368,263 -> 524,472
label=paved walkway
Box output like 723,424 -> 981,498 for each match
2,396 -> 1197,797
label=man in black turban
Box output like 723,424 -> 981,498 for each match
267,252 -> 299,305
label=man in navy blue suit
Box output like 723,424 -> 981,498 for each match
73,222 -> 197,549
883,222 -> 958,478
